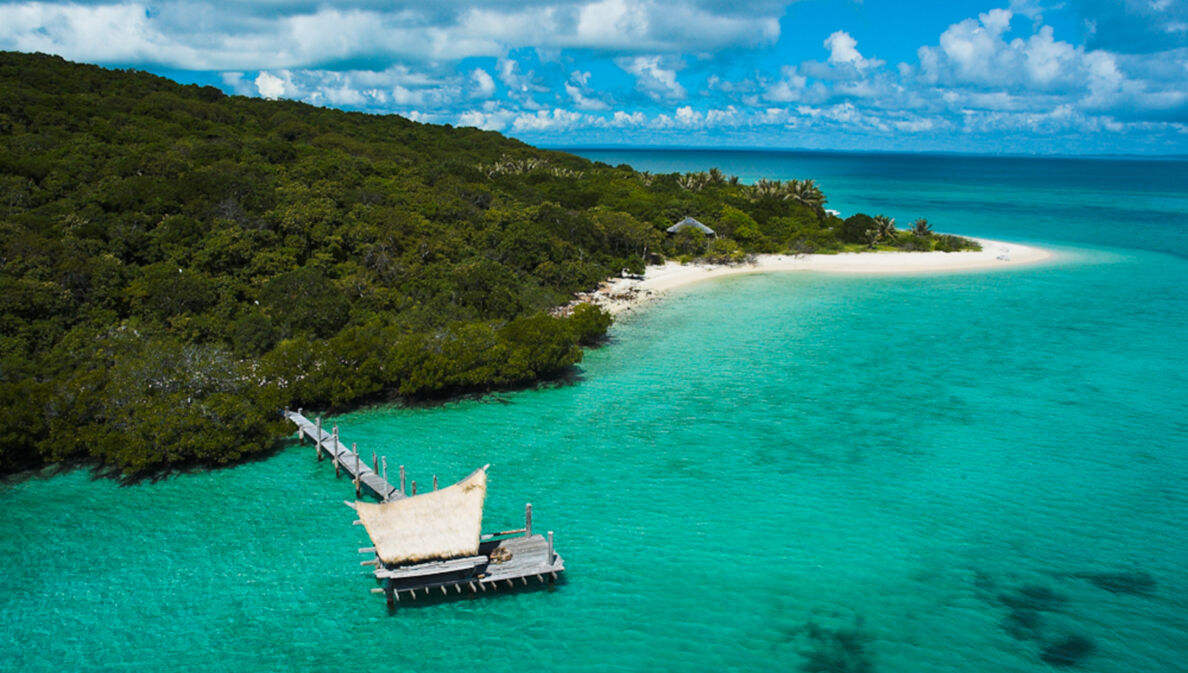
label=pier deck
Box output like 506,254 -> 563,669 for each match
286,410 -> 400,501
368,534 -> 565,603
284,409 -> 565,609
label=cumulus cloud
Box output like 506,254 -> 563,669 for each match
470,68 -> 496,98
912,7 -> 1188,120
243,66 -> 466,112
0,0 -> 783,71
565,71 -> 610,110
824,31 -> 884,70
255,72 -> 290,99
617,55 -> 686,101
608,110 -> 648,127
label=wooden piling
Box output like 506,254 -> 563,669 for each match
400,465 -> 406,494
525,503 -> 532,537
433,475 -> 438,490
411,480 -> 416,496
373,451 -> 378,473
547,531 -> 554,565
315,417 -> 323,460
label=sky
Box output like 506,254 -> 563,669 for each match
2,0 -> 1187,155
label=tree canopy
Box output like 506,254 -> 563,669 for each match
0,52 -> 977,475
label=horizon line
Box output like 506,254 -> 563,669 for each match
545,144 -> 1188,162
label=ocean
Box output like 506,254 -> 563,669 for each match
3,149 -> 1186,672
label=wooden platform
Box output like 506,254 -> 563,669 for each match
284,409 -> 566,609
369,534 -> 566,605
286,410 -> 400,501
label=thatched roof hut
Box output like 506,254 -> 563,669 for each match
666,216 -> 715,235
355,466 -> 488,565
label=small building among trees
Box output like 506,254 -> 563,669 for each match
666,216 -> 715,236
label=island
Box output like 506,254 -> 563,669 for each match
0,52 -> 1045,476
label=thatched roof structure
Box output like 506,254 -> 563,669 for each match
356,466 -> 488,565
666,216 -> 715,235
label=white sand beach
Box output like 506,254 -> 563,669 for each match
566,238 -> 1052,315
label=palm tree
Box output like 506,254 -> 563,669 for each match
910,218 -> 932,236
677,172 -> 709,192
751,178 -> 783,200
784,179 -> 826,210
873,215 -> 897,242
708,167 -> 725,184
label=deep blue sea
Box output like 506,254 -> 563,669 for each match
2,150 -> 1186,672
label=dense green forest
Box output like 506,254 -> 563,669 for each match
0,52 -> 977,475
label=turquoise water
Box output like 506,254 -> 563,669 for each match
4,151 -> 1188,672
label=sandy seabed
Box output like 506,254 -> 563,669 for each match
570,238 -> 1052,316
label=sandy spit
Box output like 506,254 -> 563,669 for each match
561,238 -> 1052,316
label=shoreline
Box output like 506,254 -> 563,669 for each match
568,237 -> 1052,316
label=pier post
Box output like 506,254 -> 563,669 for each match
382,457 -> 388,488
525,503 -> 532,537
332,428 -> 340,476
411,480 -> 416,496
373,451 -> 378,474
355,451 -> 361,498
400,465 -> 405,494
547,531 -> 554,565
433,475 -> 438,491
315,417 -> 323,460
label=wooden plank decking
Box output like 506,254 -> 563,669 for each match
285,410 -> 400,501
284,409 -> 565,608
370,534 -> 566,603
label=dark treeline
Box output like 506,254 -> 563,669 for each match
0,52 -> 976,475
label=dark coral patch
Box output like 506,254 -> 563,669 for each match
799,622 -> 874,673
1040,635 -> 1095,667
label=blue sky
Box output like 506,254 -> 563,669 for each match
2,0 -> 1186,154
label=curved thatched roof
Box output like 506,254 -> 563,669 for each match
355,466 -> 488,565
666,216 -> 715,235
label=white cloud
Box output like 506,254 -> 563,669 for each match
565,71 -> 610,110
511,108 -> 587,132
470,68 -> 495,98
0,0 -> 783,71
254,71 -> 289,99
458,107 -> 518,131
824,31 -> 884,69
608,110 -> 647,127
617,55 -> 686,101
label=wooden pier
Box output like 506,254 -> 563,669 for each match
285,409 -> 565,609
286,409 -> 400,501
